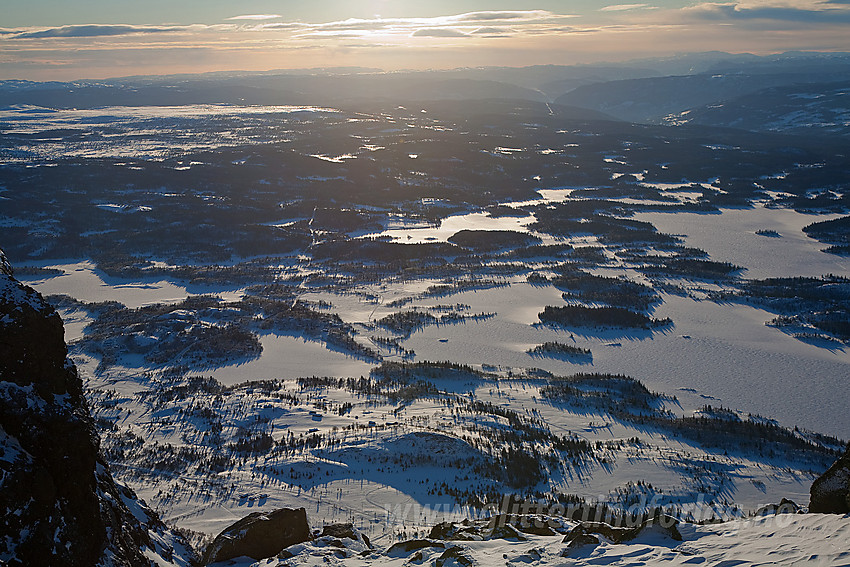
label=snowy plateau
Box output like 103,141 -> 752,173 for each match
2,56 -> 850,566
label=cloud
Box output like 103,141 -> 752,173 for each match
13,24 -> 185,39
227,14 -> 281,21
451,11 -> 557,22
684,1 -> 850,23
5,6 -> 849,82
472,27 -> 513,34
311,11 -> 569,31
305,18 -> 403,32
254,22 -> 307,31
411,28 -> 469,38
2,10 -> 579,45
600,4 -> 653,11
299,31 -> 369,39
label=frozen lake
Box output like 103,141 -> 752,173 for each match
18,263 -> 372,384
205,333 -> 374,385
17,261 -> 243,308
0,103 -> 341,161
395,284 -> 850,438
632,206 -> 850,279
361,211 -> 537,244
299,275 -> 850,439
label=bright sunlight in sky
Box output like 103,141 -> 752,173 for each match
2,1 -> 850,80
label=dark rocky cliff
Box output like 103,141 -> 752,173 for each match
0,252 -> 194,566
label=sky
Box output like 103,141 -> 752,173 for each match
2,1 -> 850,80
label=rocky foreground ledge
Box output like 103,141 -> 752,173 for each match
199,505 -> 683,566
200,505 -> 850,567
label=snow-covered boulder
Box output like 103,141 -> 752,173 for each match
754,498 -> 801,516
202,507 -> 312,565
562,516 -> 682,545
386,539 -> 446,556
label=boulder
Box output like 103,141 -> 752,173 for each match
485,514 -> 559,536
810,445 -> 850,514
429,521 -> 480,541
202,508 -> 311,565
563,522 -> 638,545
435,545 -> 473,567
432,516 -> 557,542
562,532 -> 600,553
321,522 -> 371,548
487,522 -> 527,541
514,516 -> 558,536
639,515 -> 683,541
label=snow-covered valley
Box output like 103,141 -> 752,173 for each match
18,198 -> 849,549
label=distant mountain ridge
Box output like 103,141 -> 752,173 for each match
2,52 -> 849,124
0,75 -> 547,109
554,73 -> 850,124
665,81 -> 850,138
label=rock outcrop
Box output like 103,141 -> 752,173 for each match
202,507 -> 312,565
810,445 -> 850,514
0,257 -> 193,566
